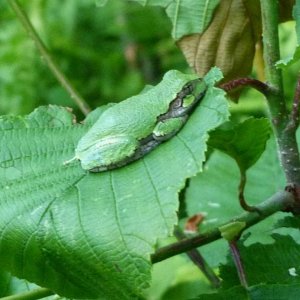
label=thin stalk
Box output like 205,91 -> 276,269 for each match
260,0 -> 300,186
0,288 -> 54,300
238,170 -> 256,212
229,241 -> 248,288
7,0 -> 91,116
174,228 -> 221,288
151,191 -> 293,263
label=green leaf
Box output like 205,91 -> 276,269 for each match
249,283 -> 300,299
220,234 -> 300,288
276,46 -> 300,68
95,0 -> 108,6
194,285 -> 247,299
196,235 -> 300,299
276,0 -> 300,68
219,222 -> 246,242
208,118 -> 271,172
186,136 -> 286,245
194,283 -> 300,299
130,0 -> 220,40
0,69 -> 229,299
274,216 -> 300,230
146,254 -> 213,300
294,0 -> 300,44
0,271 -> 56,299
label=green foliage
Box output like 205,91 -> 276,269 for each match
2,1 -> 300,299
221,234 -> 300,287
130,0 -> 220,40
208,118 -> 271,171
0,272 -> 42,298
186,136 -> 286,244
295,0 -> 300,43
0,0 -> 183,116
195,284 -> 300,300
0,69 -> 228,298
276,1 -> 300,68
274,216 -> 300,229
145,254 -> 213,300
195,235 -> 300,299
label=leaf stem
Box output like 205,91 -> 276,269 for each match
219,78 -> 271,96
229,241 -> 248,288
7,0 -> 91,116
174,227 -> 221,288
0,288 -> 54,300
151,191 -> 293,263
238,170 -> 256,212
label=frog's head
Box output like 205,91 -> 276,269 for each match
182,78 -> 207,107
160,78 -> 207,121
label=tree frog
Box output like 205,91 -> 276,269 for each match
67,70 -> 207,172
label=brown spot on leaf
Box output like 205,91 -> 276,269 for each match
184,213 -> 204,233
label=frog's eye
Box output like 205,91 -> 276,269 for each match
182,94 -> 195,108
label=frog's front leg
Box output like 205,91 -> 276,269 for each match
152,116 -> 187,141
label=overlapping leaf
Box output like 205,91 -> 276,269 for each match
186,136 -> 286,242
0,68 -> 229,299
195,234 -> 300,299
208,118 -> 271,171
129,0 -> 220,40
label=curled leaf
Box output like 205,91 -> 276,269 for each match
178,0 -> 261,82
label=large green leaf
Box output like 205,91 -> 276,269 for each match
129,0 -> 220,40
0,271 -> 56,299
0,68 -> 229,299
195,283 -> 300,299
145,254 -> 213,300
196,234 -> 300,299
186,136 -> 286,245
208,118 -> 271,171
220,234 -> 300,288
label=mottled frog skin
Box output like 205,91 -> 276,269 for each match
72,70 -> 207,172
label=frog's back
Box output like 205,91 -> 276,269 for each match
77,70 -> 198,151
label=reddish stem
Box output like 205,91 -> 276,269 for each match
220,78 -> 270,95
229,241 -> 248,288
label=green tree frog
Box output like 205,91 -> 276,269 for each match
68,70 -> 207,172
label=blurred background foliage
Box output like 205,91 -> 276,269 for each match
0,0 -> 186,118
0,0 -> 299,120
1,1 -> 300,299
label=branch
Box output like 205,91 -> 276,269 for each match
7,0 -> 91,116
260,0 -> 300,186
151,191 -> 294,263
0,288 -> 54,300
